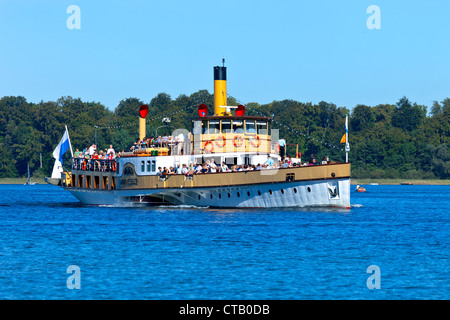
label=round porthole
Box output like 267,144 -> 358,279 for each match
331,172 -> 335,177
293,188 -> 297,193
307,187 -> 311,193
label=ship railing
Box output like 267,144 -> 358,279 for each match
72,158 -> 117,172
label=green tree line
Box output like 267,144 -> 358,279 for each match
0,93 -> 448,179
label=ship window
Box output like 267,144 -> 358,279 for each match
123,166 -> 134,176
198,195 -> 201,200
245,120 -> 256,133
307,187 -> 311,192
294,188 -> 297,193
269,189 -> 272,195
151,160 -> 156,172
247,191 -> 251,197
209,121 -> 220,134
258,190 -> 261,196
257,121 -> 268,135
281,189 -> 284,194
146,161 -> 151,172
233,120 -> 243,133
202,121 -> 208,134
219,194 -> 222,199
237,192 -> 240,198
221,121 -> 231,133
141,161 -> 145,171
228,193 -> 231,198
210,194 -> 213,199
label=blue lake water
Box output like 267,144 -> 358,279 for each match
0,183 -> 448,300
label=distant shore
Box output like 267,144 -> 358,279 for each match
0,177 -> 47,185
0,177 -> 448,185
350,178 -> 450,185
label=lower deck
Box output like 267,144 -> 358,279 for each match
62,162 -> 351,208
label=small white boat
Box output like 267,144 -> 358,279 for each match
24,162 -> 37,185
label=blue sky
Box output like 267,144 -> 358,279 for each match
0,0 -> 448,111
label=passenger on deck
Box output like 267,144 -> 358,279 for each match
176,133 -> 185,155
194,164 -> 202,174
265,155 -> 274,168
221,162 -> 230,172
89,144 -> 96,156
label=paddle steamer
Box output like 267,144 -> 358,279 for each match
51,64 -> 351,208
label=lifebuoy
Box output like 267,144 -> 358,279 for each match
82,161 -> 86,170
250,135 -> 261,147
112,162 -> 117,172
275,142 -> 280,153
215,135 -> 226,147
233,135 -> 244,147
204,141 -> 214,153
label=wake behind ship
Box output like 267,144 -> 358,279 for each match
47,64 -> 351,208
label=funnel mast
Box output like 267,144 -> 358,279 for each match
214,60 -> 227,116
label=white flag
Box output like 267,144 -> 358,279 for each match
52,126 -> 72,166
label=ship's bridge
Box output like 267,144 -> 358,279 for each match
191,115 -> 272,155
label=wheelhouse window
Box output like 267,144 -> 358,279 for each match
245,120 -> 256,133
221,121 -> 231,133
257,121 -> 268,135
209,121 -> 220,134
233,120 -> 244,133
201,120 -> 208,134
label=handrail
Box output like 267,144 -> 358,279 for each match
72,158 -> 117,172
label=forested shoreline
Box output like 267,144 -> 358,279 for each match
0,92 -> 448,179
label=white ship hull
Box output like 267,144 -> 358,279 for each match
66,177 -> 350,209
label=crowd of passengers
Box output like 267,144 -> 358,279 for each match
130,133 -> 186,155
72,144 -> 118,171
157,154 -> 335,177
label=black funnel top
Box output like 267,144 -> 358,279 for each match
214,66 -> 226,81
